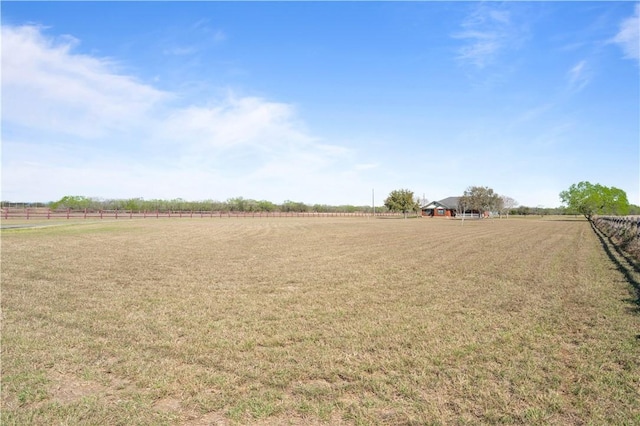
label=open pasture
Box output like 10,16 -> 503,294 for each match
2,217 -> 639,425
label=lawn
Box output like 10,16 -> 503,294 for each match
1,217 -> 639,425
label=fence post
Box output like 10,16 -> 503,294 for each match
47,209 -> 51,219
100,210 -> 103,219
26,208 -> 30,220
67,208 -> 70,219
4,208 -> 7,220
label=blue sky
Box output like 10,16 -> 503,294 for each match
2,2 -> 639,207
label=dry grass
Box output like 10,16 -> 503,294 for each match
2,217 -> 639,425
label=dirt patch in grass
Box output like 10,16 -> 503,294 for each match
48,372 -> 107,405
182,411 -> 229,425
2,217 -> 639,424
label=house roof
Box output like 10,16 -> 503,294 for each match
422,196 -> 461,210
437,197 -> 461,209
421,196 -> 489,212
422,202 -> 442,209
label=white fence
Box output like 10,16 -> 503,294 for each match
459,213 -> 480,219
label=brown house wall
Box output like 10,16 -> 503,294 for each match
422,208 -> 455,217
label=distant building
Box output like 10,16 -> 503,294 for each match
421,196 -> 488,218
421,197 -> 460,217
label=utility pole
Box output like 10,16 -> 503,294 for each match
372,188 -> 375,217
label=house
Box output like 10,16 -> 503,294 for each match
421,197 -> 460,217
421,196 -> 489,218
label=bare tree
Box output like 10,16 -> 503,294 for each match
500,196 -> 518,218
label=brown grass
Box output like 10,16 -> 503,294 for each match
2,217 -> 639,425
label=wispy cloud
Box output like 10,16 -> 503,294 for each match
213,29 -> 227,43
2,25 -> 169,139
567,60 -> 591,92
354,163 -> 379,171
612,4 -> 639,64
190,18 -> 227,44
516,103 -> 554,124
163,45 -> 198,56
452,4 -> 525,69
1,24 -> 366,203
160,96 -> 314,149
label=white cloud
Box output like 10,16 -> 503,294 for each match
354,163 -> 379,171
512,103 -> 554,126
1,25 -> 169,139
213,29 -> 227,43
190,19 -> 226,44
612,4 -> 640,63
567,60 -> 591,92
453,4 -> 523,69
1,24 -> 368,204
163,45 -> 198,56
159,96 -> 315,150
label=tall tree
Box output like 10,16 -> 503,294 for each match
459,186 -> 502,218
384,189 -> 419,218
559,181 -> 629,220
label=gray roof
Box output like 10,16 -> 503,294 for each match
437,197 -> 461,209
421,196 -> 461,210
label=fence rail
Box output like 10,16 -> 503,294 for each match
593,215 -> 640,259
457,213 -> 482,219
1,208 -> 402,221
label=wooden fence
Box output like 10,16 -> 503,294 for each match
1,208 -> 402,220
593,215 -> 640,258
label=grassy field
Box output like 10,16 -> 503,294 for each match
2,217 -> 639,425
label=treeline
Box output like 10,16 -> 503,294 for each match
0,196 -> 386,214
3,195 -> 639,216
508,205 -> 640,216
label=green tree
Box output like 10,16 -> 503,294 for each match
256,200 -> 277,212
559,181 -> 629,220
384,189 -> 419,218
281,200 -> 309,212
123,198 -> 143,212
516,205 -> 532,216
51,195 -> 93,210
459,186 -> 502,218
227,197 -> 248,212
